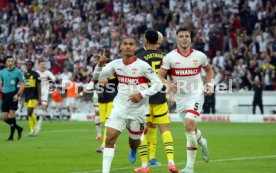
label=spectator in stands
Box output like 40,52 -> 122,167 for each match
0,0 -> 274,101
261,57 -> 275,90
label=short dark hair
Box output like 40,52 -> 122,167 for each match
5,55 -> 14,62
119,36 -> 137,52
26,60 -> 34,66
176,27 -> 191,35
38,59 -> 45,64
145,29 -> 158,44
120,36 -> 137,45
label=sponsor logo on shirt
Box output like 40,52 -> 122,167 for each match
171,67 -> 200,76
116,74 -> 149,85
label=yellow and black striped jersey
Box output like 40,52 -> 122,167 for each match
24,71 -> 40,101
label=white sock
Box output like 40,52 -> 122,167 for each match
38,115 -> 43,127
142,162 -> 148,168
95,116 -> 102,137
186,131 -> 198,169
196,129 -> 203,145
102,148 -> 115,173
168,160 -> 175,165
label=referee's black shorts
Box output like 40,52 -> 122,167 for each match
2,91 -> 18,112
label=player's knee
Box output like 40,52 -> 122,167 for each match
147,122 -> 156,128
185,119 -> 196,132
105,135 -> 116,147
2,114 -> 8,121
158,123 -> 169,133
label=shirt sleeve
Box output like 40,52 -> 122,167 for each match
48,71 -> 56,81
160,55 -> 171,70
99,61 -> 115,80
140,62 -> 163,98
201,53 -> 209,67
17,70 -> 24,82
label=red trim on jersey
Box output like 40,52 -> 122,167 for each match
177,48 -> 193,57
115,74 -> 149,85
127,128 -> 144,135
186,109 -> 200,116
123,57 -> 137,66
187,147 -> 198,150
160,66 -> 169,70
170,67 -> 201,76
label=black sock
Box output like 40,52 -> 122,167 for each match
4,119 -> 11,125
8,118 -> 16,139
10,117 -> 22,130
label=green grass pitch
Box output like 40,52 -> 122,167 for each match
0,121 -> 276,173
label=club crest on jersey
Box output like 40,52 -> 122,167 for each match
131,68 -> 138,74
193,60 -> 199,67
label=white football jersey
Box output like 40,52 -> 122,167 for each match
37,70 -> 56,91
98,57 -> 162,117
161,48 -> 208,96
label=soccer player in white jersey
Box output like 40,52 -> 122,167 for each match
159,27 -> 214,173
36,59 -> 56,134
97,36 -> 163,173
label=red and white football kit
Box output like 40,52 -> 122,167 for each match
99,57 -> 162,139
36,70 -> 56,105
161,48 -> 209,121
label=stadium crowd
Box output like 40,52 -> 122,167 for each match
0,0 -> 275,91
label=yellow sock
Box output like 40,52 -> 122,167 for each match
162,131 -> 174,161
138,135 -> 148,163
31,113 -> 37,127
147,127 -> 157,160
102,127 -> 107,147
28,116 -> 34,133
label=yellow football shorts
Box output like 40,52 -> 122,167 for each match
99,102 -> 113,123
25,99 -> 38,109
146,102 -> 170,124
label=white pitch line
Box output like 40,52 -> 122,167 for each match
71,155 -> 276,173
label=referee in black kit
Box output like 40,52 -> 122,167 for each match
0,56 -> 24,141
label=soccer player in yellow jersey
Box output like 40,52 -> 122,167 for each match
24,60 -> 41,136
135,29 -> 178,173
